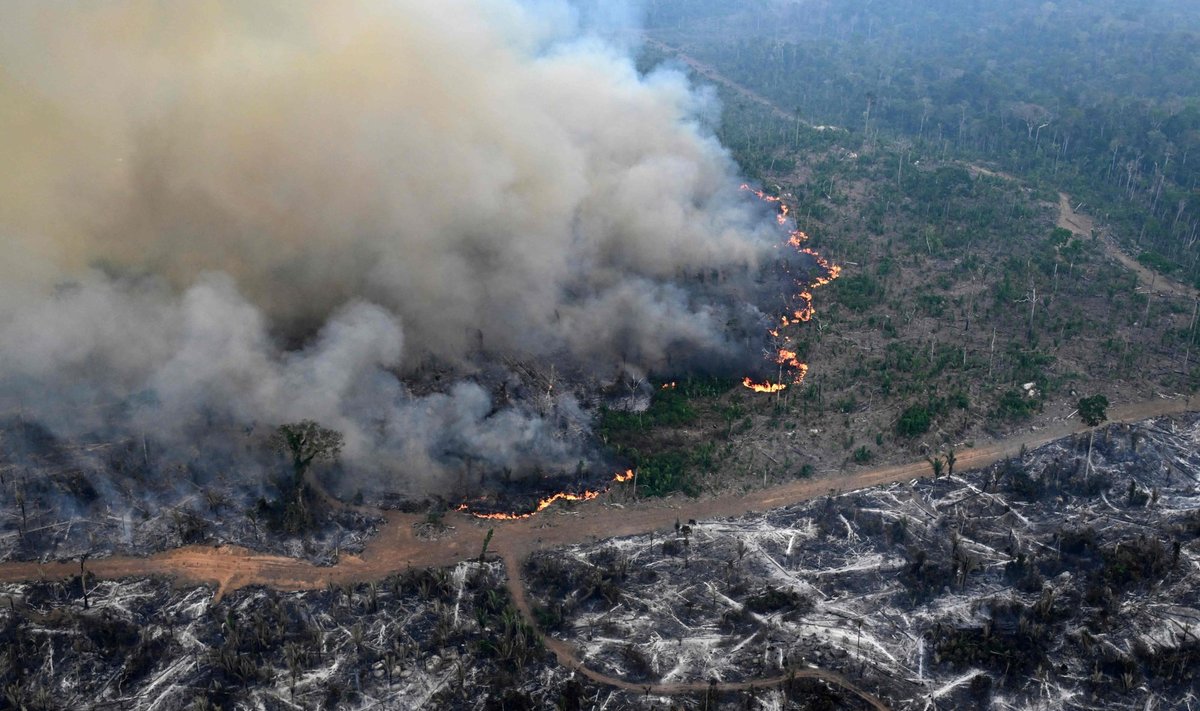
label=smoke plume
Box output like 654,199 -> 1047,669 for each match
0,0 -> 783,495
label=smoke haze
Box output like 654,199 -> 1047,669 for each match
0,0 -> 783,493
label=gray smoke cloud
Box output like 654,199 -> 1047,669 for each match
0,0 -> 782,495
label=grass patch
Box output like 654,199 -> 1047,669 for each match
600,377 -> 733,498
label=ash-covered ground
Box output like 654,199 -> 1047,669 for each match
0,561 -> 576,710
0,562 -> 869,711
524,413 -> 1200,710
6,413 -> 1199,710
0,418 -> 380,566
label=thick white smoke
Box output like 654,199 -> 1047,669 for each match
0,0 -> 781,494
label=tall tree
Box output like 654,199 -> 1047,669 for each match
267,420 -> 344,534
1077,395 -> 1109,480
271,420 -> 344,489
1078,395 -> 1109,427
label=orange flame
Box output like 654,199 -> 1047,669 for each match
661,382 -> 677,390
742,377 -> 788,393
457,469 -> 635,520
739,185 -> 840,394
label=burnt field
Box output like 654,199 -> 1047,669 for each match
0,561 -> 585,710
523,413 -> 1200,710
0,418 -> 381,566
0,559 -> 862,711
2,413 -> 1199,710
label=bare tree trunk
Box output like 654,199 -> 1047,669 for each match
988,328 -> 997,380
1185,299 -> 1199,372
1085,430 -> 1094,482
80,556 -> 90,609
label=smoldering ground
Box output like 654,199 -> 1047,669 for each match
0,0 -> 798,503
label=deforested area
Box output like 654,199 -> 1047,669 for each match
0,562 -> 576,710
0,559 -> 876,711
5,0 -> 1200,709
524,413 -> 1200,710
0,418 -> 381,566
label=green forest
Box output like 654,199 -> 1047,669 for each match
645,0 -> 1200,286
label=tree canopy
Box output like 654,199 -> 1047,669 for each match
270,420 -> 344,477
1077,395 -> 1110,427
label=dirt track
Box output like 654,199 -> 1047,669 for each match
1,396 -> 1193,707
4,45 -> 1191,709
5,397 -> 1191,594
1,173 -> 1192,708
644,38 -> 793,123
0,158 -> 1189,698
1057,192 -> 1199,302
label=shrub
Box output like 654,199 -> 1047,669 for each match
635,451 -> 699,498
897,404 -> 932,437
993,388 -> 1038,421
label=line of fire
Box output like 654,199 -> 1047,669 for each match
456,470 -> 634,521
740,186 -> 841,394
455,189 -> 839,521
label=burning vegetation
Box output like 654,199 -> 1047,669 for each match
740,186 -> 842,394
456,470 -> 634,521
0,0 -> 822,529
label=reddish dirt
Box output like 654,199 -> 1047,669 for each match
2,47 -> 1187,708
1,396 -> 1192,707
3,396 -> 1191,595
1057,192 -> 1199,301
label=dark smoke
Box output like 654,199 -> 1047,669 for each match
0,0 -> 789,497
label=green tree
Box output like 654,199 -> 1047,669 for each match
897,404 -> 932,437
1077,395 -> 1109,481
271,420 -> 344,488
1077,395 -> 1110,427
264,420 -> 344,534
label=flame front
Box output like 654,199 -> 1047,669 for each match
457,469 -> 636,520
740,186 -> 840,393
742,377 -> 787,393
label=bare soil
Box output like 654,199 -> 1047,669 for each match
1058,191 -> 1199,301
0,398 -> 1192,708
5,49 -> 1197,709
3,398 -> 1190,593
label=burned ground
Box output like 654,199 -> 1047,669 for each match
3,413 -> 1199,709
0,561 -> 575,710
523,413 -> 1200,710
0,419 -> 380,566
0,560 -> 872,711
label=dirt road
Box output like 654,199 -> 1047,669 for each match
7,397 -> 1190,595
3,46 -> 1188,706
1057,192 -> 1199,302
644,38 -> 847,135
1,396 -> 1192,707
499,549 -> 891,709
644,38 -> 791,123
